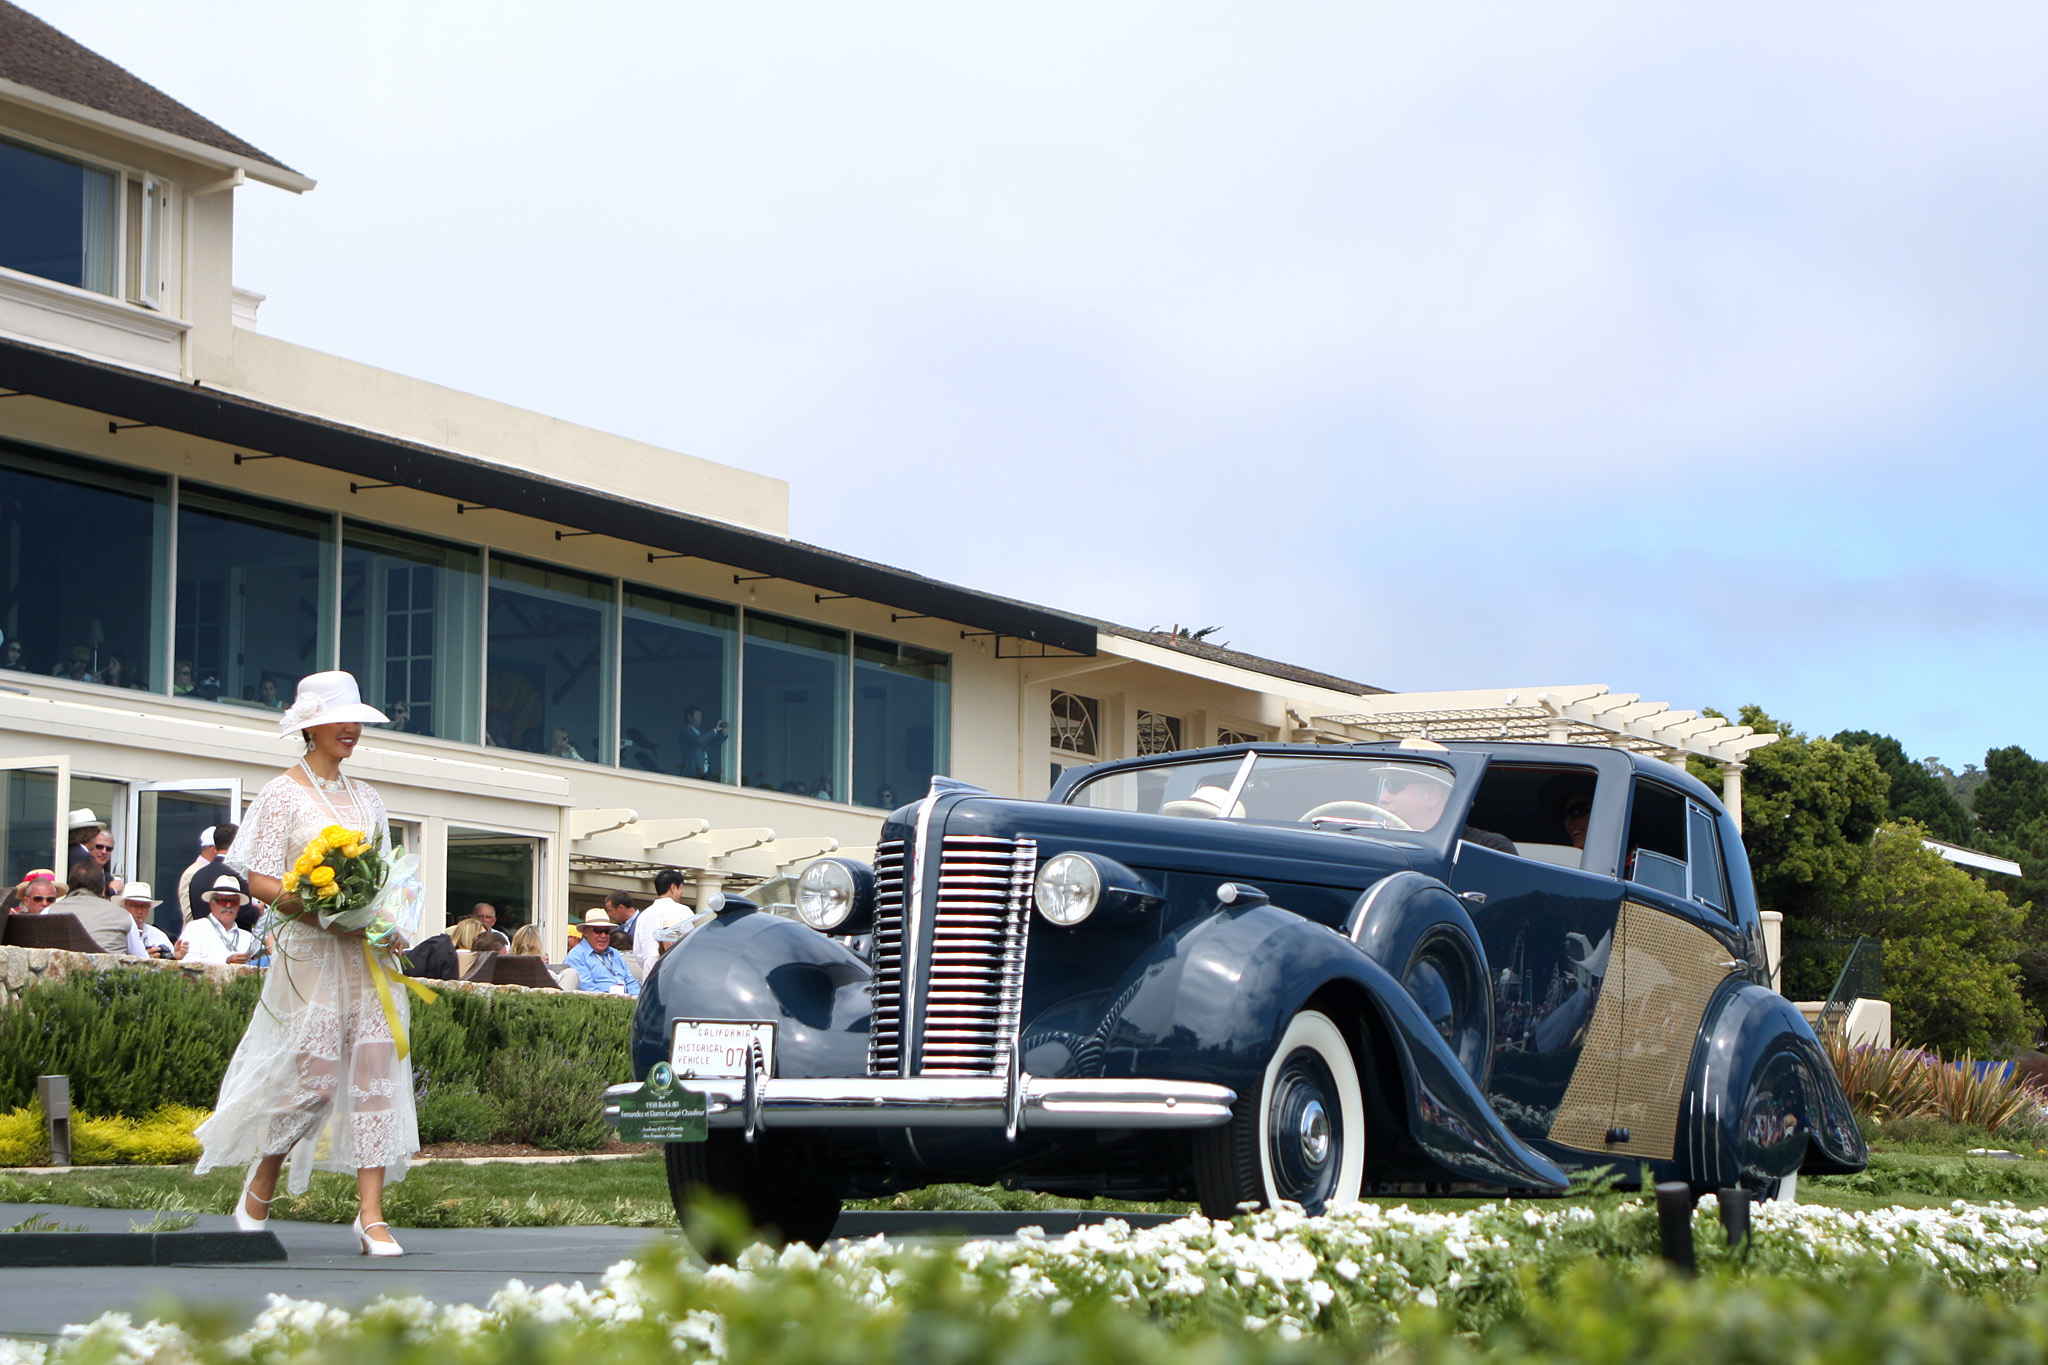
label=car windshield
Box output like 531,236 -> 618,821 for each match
1066,753 -> 1458,834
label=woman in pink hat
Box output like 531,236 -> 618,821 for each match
192,671 -> 414,1256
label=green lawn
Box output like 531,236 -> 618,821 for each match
5,1114 -> 2045,1227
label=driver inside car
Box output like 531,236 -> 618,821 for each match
1366,766 -> 1518,854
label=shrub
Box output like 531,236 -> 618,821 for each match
0,969 -> 634,1148
417,1083 -> 499,1145
70,1104 -> 206,1165
1826,1033 -> 2046,1137
0,1104 -> 48,1165
489,1053 -> 612,1150
0,969 -> 263,1117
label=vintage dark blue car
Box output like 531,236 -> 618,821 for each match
611,740 -> 1866,1242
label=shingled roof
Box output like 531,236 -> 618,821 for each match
0,0 -> 298,176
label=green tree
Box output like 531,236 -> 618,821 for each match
1832,823 -> 2037,1053
1833,730 -> 1974,844
1972,745 -> 2048,840
1720,706 -> 1890,922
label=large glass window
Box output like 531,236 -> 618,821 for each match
621,585 -> 736,778
485,556 -> 612,762
176,486 -> 333,710
341,523 -> 483,742
853,637 -> 949,809
741,612 -> 847,798
0,442 -> 166,689
2,767 -> 58,893
0,137 -> 117,295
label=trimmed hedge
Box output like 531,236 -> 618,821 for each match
0,969 -> 633,1152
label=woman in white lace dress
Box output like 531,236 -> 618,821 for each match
194,671 -> 415,1255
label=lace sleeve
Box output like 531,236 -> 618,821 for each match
225,776 -> 297,880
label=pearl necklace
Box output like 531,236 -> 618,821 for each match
298,759 -> 364,825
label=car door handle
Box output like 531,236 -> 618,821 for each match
1458,891 -> 1486,907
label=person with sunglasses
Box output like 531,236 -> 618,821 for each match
564,910 -> 639,996
8,870 -> 62,914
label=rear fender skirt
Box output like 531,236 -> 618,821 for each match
1092,902 -> 1567,1192
1678,981 -> 1869,1188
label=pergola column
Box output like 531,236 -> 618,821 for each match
1720,762 -> 1744,827
691,873 -> 728,911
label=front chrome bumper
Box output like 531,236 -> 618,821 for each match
603,1074 -> 1236,1136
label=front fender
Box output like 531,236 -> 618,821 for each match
628,910 -> 872,1082
1679,982 -> 1869,1189
1092,902 -> 1568,1192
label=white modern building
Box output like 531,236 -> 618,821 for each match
0,3 -> 1773,952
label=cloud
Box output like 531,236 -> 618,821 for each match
23,0 -> 2048,765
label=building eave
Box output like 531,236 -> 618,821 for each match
0,336 -> 1097,654
0,77 -> 314,191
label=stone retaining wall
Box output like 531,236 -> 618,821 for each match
0,945 -> 545,1009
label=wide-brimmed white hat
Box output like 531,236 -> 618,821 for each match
278,671 -> 388,735
204,874 -> 251,907
67,808 -> 104,833
119,882 -> 161,908
578,909 -> 615,928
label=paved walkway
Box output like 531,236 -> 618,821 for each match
0,1203 -> 1180,1342
0,1203 -> 684,1343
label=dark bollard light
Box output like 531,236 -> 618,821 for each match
1653,1181 -> 1697,1274
1717,1187 -> 1752,1248
36,1075 -> 71,1167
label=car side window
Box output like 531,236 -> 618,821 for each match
1687,803 -> 1732,916
1623,781 -> 1689,897
1626,780 -> 1736,915
1462,764 -> 1599,867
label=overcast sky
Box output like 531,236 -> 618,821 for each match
32,2 -> 2048,771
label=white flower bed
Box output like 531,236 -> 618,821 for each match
8,1196 -> 2048,1363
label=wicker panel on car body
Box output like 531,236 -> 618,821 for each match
1547,900 -> 1736,1160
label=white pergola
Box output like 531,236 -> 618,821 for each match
1297,684 -> 1778,823
567,809 -> 866,905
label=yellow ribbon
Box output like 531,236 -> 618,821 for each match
364,940 -> 437,1061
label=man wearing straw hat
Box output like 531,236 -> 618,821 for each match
120,883 -> 175,959
175,876 -> 259,965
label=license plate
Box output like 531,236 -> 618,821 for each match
670,1019 -> 775,1080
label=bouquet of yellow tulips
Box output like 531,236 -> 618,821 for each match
277,824 -> 402,945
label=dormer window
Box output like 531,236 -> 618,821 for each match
0,134 -> 165,307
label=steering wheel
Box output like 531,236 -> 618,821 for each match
1302,800 -> 1411,830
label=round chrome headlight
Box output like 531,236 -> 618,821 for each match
797,860 -> 856,931
1034,853 -> 1101,926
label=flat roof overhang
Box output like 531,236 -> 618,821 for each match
0,338 -> 1096,655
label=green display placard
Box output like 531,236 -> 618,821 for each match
615,1064 -> 708,1143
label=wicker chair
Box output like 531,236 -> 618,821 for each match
489,955 -> 562,990
3,912 -> 109,954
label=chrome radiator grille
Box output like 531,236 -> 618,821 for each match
867,834 -> 1037,1077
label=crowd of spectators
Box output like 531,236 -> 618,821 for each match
7,821 -> 711,996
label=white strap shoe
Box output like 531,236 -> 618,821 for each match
353,1216 -> 404,1257
233,1169 -> 274,1233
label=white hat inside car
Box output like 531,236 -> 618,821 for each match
278,670 -> 389,736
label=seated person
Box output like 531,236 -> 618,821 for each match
48,859 -> 132,953
1357,766 -> 1517,855
564,910 -> 639,995
175,877 -> 259,965
9,870 -> 62,914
